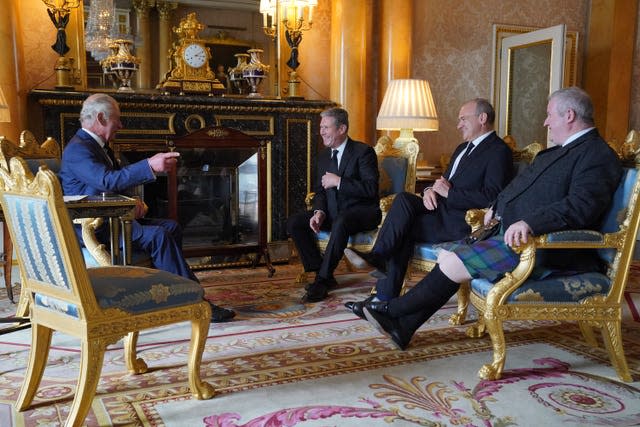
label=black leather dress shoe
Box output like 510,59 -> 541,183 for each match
363,307 -> 410,350
209,302 -> 236,323
304,276 -> 338,291
344,295 -> 373,319
344,301 -> 365,319
365,299 -> 390,314
301,283 -> 328,303
344,248 -> 387,278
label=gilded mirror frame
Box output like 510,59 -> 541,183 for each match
491,24 -> 579,145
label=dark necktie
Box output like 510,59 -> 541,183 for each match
447,141 -> 473,180
104,144 -> 119,169
464,141 -> 474,156
327,149 -> 339,219
330,149 -> 339,173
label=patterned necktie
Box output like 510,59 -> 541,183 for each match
104,144 -> 119,169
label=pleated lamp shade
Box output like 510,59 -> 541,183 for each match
376,79 -> 438,132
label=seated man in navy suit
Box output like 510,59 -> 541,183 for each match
344,98 -> 514,318
362,87 -> 622,350
287,107 -> 381,303
59,93 -> 235,322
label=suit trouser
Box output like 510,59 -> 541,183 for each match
287,205 -> 381,281
371,192 -> 444,300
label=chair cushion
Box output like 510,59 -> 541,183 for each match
598,167 -> 638,263
470,271 -> 611,303
413,242 -> 440,262
316,229 -> 378,246
25,158 -> 60,175
34,266 -> 204,318
90,266 -> 204,312
379,156 -> 408,197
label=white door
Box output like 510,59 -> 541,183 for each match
498,24 -> 566,147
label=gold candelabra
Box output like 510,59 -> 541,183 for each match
42,0 -> 81,89
260,0 -> 316,98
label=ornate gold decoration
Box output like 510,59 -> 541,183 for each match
41,0 -> 81,89
0,157 -> 215,426
460,132 -> 640,383
101,39 -> 140,92
206,128 -> 230,138
158,12 -> 225,96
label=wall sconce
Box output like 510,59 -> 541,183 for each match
42,0 -> 81,90
376,79 -> 439,148
260,0 -> 315,98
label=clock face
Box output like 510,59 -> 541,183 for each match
183,43 -> 207,68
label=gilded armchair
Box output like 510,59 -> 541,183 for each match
0,131 -> 65,307
1,157 -> 214,426
297,136 -> 419,283
466,130 -> 640,382
410,140 -> 544,324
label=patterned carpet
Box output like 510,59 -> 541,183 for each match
0,261 -> 639,426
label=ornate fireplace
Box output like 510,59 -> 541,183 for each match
28,89 -> 335,266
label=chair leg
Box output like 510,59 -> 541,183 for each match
15,272 -> 29,318
3,222 -> 13,303
16,323 -> 53,411
466,313 -> 486,338
478,312 -> 507,381
66,338 -> 106,427
124,331 -> 148,374
600,320 -> 632,382
449,281 -> 470,325
295,270 -> 309,285
578,321 -> 598,347
188,304 -> 215,400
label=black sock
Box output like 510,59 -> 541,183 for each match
387,265 -> 460,317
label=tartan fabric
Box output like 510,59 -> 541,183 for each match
436,234 -> 519,282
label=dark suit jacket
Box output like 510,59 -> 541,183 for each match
494,129 -> 622,271
312,138 -> 380,218
429,131 -> 514,241
59,129 -> 155,196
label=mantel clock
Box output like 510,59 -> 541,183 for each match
159,13 -> 225,96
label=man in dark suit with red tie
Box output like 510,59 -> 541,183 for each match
287,107 -> 381,302
59,93 -> 235,322
344,98 -> 514,318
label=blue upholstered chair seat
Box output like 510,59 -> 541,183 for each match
316,228 -> 378,246
413,243 -> 440,262
470,271 -> 611,303
35,266 -> 204,318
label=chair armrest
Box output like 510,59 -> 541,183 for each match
380,194 -> 395,215
305,192 -> 315,210
465,208 -> 487,232
74,217 -> 112,266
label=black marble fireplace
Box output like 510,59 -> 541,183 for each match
28,89 -> 335,264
